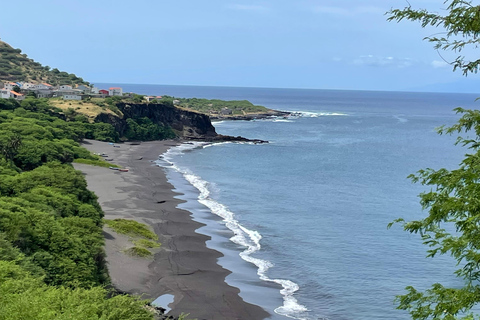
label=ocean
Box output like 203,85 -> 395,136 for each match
99,83 -> 480,319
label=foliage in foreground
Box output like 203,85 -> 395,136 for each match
0,97 -> 156,319
388,1 -> 480,319
0,261 -> 153,320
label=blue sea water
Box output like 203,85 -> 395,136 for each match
100,83 -> 480,319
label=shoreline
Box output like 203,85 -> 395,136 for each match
74,139 -> 270,320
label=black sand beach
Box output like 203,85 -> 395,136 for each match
74,139 -> 269,320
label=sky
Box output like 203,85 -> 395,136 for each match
2,0 -> 480,93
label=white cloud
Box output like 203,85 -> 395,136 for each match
352,55 -> 416,68
227,4 -> 268,12
313,5 -> 384,16
431,60 -> 449,68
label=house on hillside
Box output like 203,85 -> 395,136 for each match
76,85 -> 91,93
0,89 -> 10,99
3,82 -> 17,91
59,85 -> 72,90
33,83 -> 53,90
9,91 -> 24,100
99,89 -> 109,95
35,89 -> 54,98
109,87 -> 122,96
53,88 -> 82,97
145,96 -> 163,102
21,82 -> 35,90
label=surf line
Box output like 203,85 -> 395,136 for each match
158,142 -> 309,319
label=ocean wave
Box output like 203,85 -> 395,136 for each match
393,115 -> 408,123
273,119 -> 294,123
159,143 -> 309,320
286,111 -> 348,118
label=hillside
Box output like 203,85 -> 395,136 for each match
0,41 -> 89,86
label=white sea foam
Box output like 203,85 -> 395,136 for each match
159,143 -> 310,320
202,141 -> 232,148
273,119 -> 294,123
286,111 -> 348,118
393,115 -> 408,123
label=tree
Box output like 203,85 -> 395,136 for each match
0,133 -> 22,164
388,1 -> 480,319
388,0 -> 480,75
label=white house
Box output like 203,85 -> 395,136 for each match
91,87 -> 99,94
0,89 -> 10,99
59,85 -> 73,90
145,96 -> 156,102
3,82 -> 17,91
33,83 -> 53,90
9,91 -> 24,100
109,87 -> 123,96
21,82 -> 35,90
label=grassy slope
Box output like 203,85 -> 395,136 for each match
0,41 -> 89,86
49,98 -> 117,122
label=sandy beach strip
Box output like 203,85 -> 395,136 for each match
73,139 -> 270,320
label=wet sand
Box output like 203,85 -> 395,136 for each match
74,139 -> 269,320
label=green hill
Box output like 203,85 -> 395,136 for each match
0,41 -> 89,86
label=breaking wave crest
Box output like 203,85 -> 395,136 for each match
286,111 -> 348,118
158,142 -> 310,320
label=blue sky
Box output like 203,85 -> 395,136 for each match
2,0 -> 479,92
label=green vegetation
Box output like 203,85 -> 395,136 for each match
133,239 -> 161,249
125,246 -> 153,258
0,262 -> 153,320
0,96 -> 157,318
104,219 -> 158,240
388,1 -> 480,319
125,117 -> 176,141
105,219 -> 160,258
73,158 -> 121,168
161,95 -> 270,116
0,41 -> 89,86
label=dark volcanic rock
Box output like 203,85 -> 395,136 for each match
210,110 -> 290,121
94,103 -> 217,139
94,102 -> 269,143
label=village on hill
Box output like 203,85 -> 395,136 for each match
0,81 -> 125,101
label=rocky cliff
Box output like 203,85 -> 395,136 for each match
94,102 -> 218,140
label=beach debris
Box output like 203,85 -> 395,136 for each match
119,168 -> 129,172
137,157 -> 143,160
156,200 -> 166,204
105,159 -> 114,161
114,145 -> 120,148
109,167 -> 119,170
